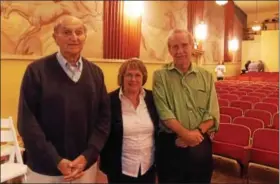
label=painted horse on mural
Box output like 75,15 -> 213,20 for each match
1,1 -> 98,55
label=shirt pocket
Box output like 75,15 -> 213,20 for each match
194,88 -> 208,109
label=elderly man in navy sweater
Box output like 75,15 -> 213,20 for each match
17,15 -> 110,183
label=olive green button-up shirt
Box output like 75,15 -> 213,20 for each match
152,62 -> 220,133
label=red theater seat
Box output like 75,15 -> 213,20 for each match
232,117 -> 264,135
247,92 -> 267,99
238,88 -> 254,93
219,94 -> 239,101
250,84 -> 264,88
254,102 -> 278,115
240,96 -> 261,104
263,87 -> 279,91
268,94 -> 279,98
262,98 -> 279,106
217,90 -> 229,94
218,99 -> 229,107
231,91 -> 247,96
255,89 -> 272,94
272,113 -> 279,129
222,87 -> 237,91
220,114 -> 232,123
220,107 -> 243,119
213,123 -> 251,166
230,100 -> 252,112
244,109 -> 272,127
249,129 -> 279,168
237,76 -> 251,81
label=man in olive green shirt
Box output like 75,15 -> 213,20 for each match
152,28 -> 219,184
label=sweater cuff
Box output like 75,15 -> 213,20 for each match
54,155 -> 63,166
82,147 -> 99,167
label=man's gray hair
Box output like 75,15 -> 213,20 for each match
53,16 -> 87,34
167,28 -> 195,48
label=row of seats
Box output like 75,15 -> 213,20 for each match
223,72 -> 279,82
213,123 -> 279,177
217,87 -> 278,93
219,100 -> 278,114
220,115 -> 279,133
216,84 -> 279,90
215,78 -> 279,182
218,94 -> 278,105
216,84 -> 278,92
235,76 -> 279,82
217,90 -> 278,99
220,106 -> 278,128
216,80 -> 279,87
215,80 -> 279,89
216,80 -> 279,85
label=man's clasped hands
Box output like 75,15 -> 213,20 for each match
57,155 -> 87,181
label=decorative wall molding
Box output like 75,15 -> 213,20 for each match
0,55 -> 168,64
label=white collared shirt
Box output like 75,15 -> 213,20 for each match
56,52 -> 83,82
119,88 -> 155,177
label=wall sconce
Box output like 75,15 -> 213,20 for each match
228,38 -> 239,51
124,1 -> 144,18
216,0 -> 228,6
194,21 -> 208,41
194,21 -> 207,50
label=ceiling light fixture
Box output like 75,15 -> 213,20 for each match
215,0 -> 228,6
251,1 -> 261,32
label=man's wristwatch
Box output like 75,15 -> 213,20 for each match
197,127 -> 204,134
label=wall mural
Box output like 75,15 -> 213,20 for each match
140,1 -> 188,62
1,1 -> 103,58
1,1 -> 242,63
140,1 -> 228,63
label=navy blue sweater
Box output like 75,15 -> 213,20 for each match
17,53 -> 110,175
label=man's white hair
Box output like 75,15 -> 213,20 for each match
167,28 -> 194,48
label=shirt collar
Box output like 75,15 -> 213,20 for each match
166,62 -> 198,74
57,51 -> 83,69
119,87 -> 146,100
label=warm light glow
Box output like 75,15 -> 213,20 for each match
194,41 -> 198,49
124,1 -> 144,18
228,38 -> 239,51
194,22 -> 207,41
252,24 -> 261,31
216,0 -> 228,6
